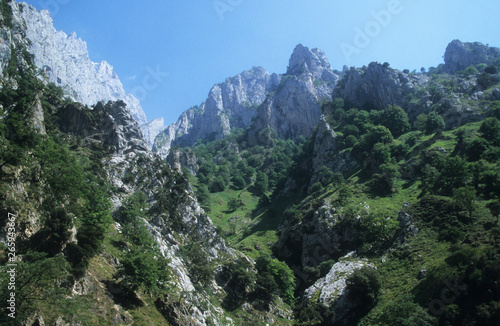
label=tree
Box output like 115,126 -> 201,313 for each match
185,243 -> 214,287
484,65 -> 498,74
361,211 -> 398,245
29,208 -> 72,256
318,166 -> 335,186
255,254 -> 296,304
414,113 -> 428,132
228,197 -> 242,212
487,201 -> 500,223
120,245 -> 171,294
346,266 -> 381,306
196,184 -> 210,208
0,252 -> 70,323
255,171 -> 269,194
434,156 -> 470,195
118,209 -> 171,294
337,183 -> 353,205
425,112 -> 445,134
231,174 -> 246,190
380,105 -> 411,137
210,175 -> 227,193
119,191 -> 148,225
453,186 -> 477,223
463,65 -> 479,76
479,117 -> 500,146
376,294 -> 437,326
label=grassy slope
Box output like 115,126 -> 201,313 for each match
33,224 -> 170,325
200,120 -> 498,324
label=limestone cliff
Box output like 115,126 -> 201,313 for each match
153,66 -> 280,156
0,1 -> 147,124
444,39 -> 500,74
140,117 -> 165,149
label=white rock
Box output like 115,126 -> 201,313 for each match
16,2 -> 147,124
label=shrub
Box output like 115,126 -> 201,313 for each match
376,294 -> 438,326
346,266 -> 381,306
255,255 -> 296,304
311,182 -> 323,193
484,65 -> 498,74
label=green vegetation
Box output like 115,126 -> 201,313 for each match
2,26 -> 500,325
0,49 -> 116,323
0,0 -> 13,28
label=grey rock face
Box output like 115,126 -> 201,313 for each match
140,117 -> 165,149
444,39 -> 500,74
13,2 -> 146,124
29,94 -> 47,135
302,253 -> 375,322
308,116 -> 354,192
287,44 -> 339,82
249,45 -> 339,143
334,62 -> 425,114
155,45 -> 340,156
0,2 -> 32,76
250,75 -> 332,143
57,100 -> 148,155
153,66 -> 279,157
166,147 -> 199,175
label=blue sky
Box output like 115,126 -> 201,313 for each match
22,0 -> 500,125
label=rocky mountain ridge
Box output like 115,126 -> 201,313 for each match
153,44 -> 340,157
0,1 -> 147,124
2,1 -> 500,324
153,66 -> 281,156
444,39 -> 500,74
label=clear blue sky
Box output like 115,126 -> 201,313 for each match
22,0 -> 500,125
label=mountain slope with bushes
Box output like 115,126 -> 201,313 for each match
1,1 -> 500,325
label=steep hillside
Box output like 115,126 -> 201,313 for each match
1,1 -> 500,325
0,1 -> 146,124
169,41 -> 500,325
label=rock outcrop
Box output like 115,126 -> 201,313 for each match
153,66 -> 280,156
248,45 -> 339,143
140,117 -> 165,149
333,59 -> 488,127
333,62 -> 428,117
2,2 -> 147,124
302,253 -> 375,323
444,39 -> 500,74
307,116 -> 354,192
166,147 -> 199,175
276,198 -> 363,271
57,100 -> 148,155
154,45 -> 340,157
287,43 -> 338,82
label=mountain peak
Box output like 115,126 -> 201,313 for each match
287,44 -> 336,81
444,39 -> 500,74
